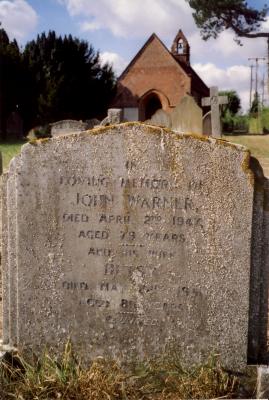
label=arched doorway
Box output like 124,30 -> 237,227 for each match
144,93 -> 162,120
139,92 -> 162,121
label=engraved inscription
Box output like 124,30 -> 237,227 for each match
76,193 -> 114,207
59,162 -> 206,337
99,214 -> 130,224
78,230 -> 109,239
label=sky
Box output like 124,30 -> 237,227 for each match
0,0 -> 269,112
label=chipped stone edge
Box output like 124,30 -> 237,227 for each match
4,122 -> 255,189
27,122 -> 247,151
22,122 -> 255,185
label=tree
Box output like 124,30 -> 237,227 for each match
0,26 -> 25,139
219,90 -> 241,132
186,0 -> 269,43
23,31 -> 116,126
219,90 -> 241,115
250,91 -> 260,114
186,1 -> 269,114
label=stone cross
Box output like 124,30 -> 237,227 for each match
202,86 -> 228,138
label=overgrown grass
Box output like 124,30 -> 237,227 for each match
0,343 -> 253,400
0,139 -> 26,171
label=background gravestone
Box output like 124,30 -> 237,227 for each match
145,109 -> 171,128
171,95 -> 203,134
6,111 -> 23,139
50,120 -> 88,137
100,108 -> 124,126
203,111 -> 212,136
2,123 -> 254,370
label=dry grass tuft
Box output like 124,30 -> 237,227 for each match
0,344 -> 252,399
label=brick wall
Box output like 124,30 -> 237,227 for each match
112,35 -> 191,115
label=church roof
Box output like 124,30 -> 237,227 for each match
118,32 -> 208,93
174,56 -> 208,94
118,33 -> 167,80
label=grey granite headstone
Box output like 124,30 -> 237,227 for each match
2,123 -> 254,370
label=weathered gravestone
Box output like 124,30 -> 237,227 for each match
171,95 -> 203,135
100,108 -> 123,126
145,109 -> 171,129
203,111 -> 212,136
6,111 -> 24,139
1,123 -> 256,370
145,96 -> 203,134
51,120 -> 88,137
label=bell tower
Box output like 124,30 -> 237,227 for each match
171,30 -> 190,65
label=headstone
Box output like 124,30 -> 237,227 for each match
145,109 -> 171,128
171,95 -> 203,135
85,119 -> 100,129
100,108 -> 123,126
202,111 -> 212,136
2,123 -> 255,370
108,108 -> 123,124
50,120 -> 88,137
248,160 -> 269,364
202,87 -> 228,138
6,111 -> 23,138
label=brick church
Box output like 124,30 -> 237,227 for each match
112,30 -> 209,121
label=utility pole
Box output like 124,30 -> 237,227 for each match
267,37 -> 269,95
248,57 -> 266,108
249,64 -> 254,109
262,73 -> 265,107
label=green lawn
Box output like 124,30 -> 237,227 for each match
0,139 -> 26,171
223,133 -> 269,176
223,133 -> 269,159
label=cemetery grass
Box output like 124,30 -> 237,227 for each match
0,139 -> 26,171
223,133 -> 269,159
0,345 -> 253,400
